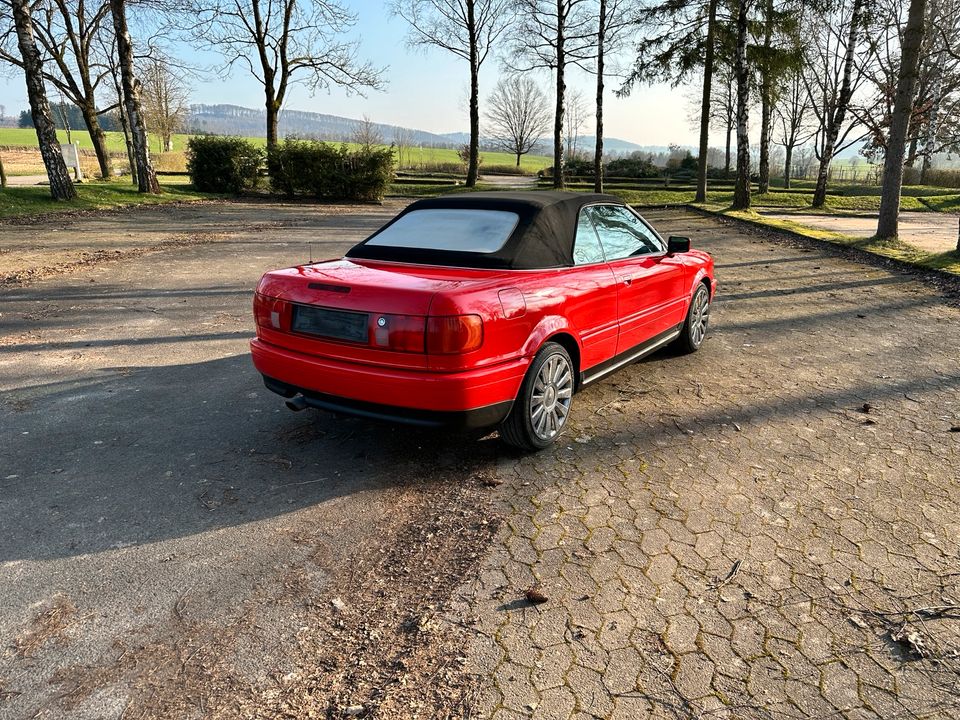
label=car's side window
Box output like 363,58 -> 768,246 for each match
572,210 -> 607,265
587,205 -> 665,260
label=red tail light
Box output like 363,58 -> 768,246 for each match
426,315 -> 483,354
253,293 -> 290,331
372,314 -> 426,353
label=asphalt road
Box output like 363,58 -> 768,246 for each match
2,200 -> 959,719
0,200 -> 501,718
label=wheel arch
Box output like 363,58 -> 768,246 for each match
520,317 -> 584,390
543,332 -> 582,390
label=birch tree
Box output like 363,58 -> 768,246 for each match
0,0 -> 115,178
10,0 -> 76,200
732,0 -> 751,209
110,0 -> 159,193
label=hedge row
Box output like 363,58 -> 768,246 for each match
268,139 -> 394,201
185,136 -> 394,201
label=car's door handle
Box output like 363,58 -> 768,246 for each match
620,276 -> 633,285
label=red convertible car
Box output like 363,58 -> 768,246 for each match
251,192 -> 714,450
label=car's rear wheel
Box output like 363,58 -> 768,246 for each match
500,342 -> 574,451
674,281 -> 711,353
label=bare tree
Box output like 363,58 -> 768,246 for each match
565,87 -> 589,160
592,0 -> 635,192
485,75 -> 551,167
714,63 -> 736,178
141,56 -> 190,152
187,0 -> 384,151
110,0 -> 159,193
511,0 -> 596,189
732,0 -> 751,209
352,114 -> 383,148
805,0 -> 867,208
392,0 -> 512,187
392,126 -> 414,168
101,34 -> 136,184
878,0 -> 929,238
774,67 -> 815,188
755,0 -> 802,194
10,0 -> 75,199
0,0 -> 115,178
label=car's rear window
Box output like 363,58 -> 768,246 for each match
366,209 -> 519,253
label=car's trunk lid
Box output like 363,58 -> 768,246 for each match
255,259 -> 508,368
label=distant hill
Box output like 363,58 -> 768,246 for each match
187,104 -> 463,147
186,104 -> 656,155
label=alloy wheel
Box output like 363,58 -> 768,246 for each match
529,353 -> 573,440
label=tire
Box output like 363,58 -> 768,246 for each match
500,342 -> 575,451
674,282 -> 711,354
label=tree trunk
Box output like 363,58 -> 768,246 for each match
921,59 -> 943,184
516,153 -> 521,167
757,0 -> 773,194
80,98 -> 112,178
110,0 -> 159,194
553,0 -> 566,190
732,0 -> 751,210
725,122 -> 732,178
0,153 -> 7,188
594,0 -> 606,193
466,0 -> 480,187
784,144 -> 793,189
11,0 -> 75,200
118,91 -> 137,186
877,0 -> 928,239
813,0 -> 862,208
266,100 -> 279,152
696,0 -> 719,202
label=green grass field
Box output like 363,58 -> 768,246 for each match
0,179 -> 217,219
0,127 -> 553,172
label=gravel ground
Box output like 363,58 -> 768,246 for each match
1,201 -> 959,719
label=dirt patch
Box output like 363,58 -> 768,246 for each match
44,468 -> 500,719
0,231 -> 227,288
15,596 -> 78,658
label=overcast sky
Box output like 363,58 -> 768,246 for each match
0,1 -> 700,147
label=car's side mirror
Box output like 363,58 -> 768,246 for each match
667,236 -> 691,254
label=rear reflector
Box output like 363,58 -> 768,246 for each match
426,315 -> 483,354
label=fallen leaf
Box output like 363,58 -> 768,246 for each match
525,585 -> 549,604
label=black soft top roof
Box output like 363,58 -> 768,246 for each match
345,191 -> 626,270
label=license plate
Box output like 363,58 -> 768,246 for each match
291,305 -> 369,343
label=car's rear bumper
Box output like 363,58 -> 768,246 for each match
250,338 -> 525,429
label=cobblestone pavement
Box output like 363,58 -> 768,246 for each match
463,208 -> 960,719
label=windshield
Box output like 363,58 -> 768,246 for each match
365,209 -> 519,253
